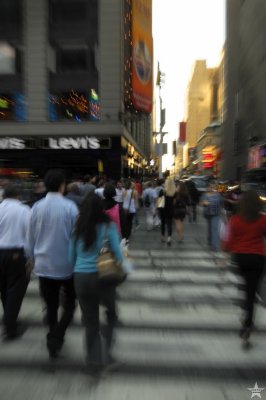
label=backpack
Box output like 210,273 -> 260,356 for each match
144,193 -> 151,208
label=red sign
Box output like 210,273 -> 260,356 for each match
202,152 -> 214,168
179,122 -> 186,143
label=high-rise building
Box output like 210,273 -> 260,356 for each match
182,58 -> 224,176
223,0 -> 266,180
0,0 -> 153,179
185,60 -> 213,150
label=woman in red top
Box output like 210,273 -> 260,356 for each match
226,190 -> 266,346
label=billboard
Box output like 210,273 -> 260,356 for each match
131,0 -> 153,113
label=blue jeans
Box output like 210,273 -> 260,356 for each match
206,216 -> 220,251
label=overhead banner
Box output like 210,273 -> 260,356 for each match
131,0 -> 153,113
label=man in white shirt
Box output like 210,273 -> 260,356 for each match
27,169 -> 79,358
115,181 -> 125,206
0,184 -> 31,340
94,179 -> 105,199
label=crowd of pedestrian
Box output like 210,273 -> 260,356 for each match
0,168 -> 265,372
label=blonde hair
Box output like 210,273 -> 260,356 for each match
164,177 -> 176,197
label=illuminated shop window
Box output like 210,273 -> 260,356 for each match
49,89 -> 100,122
0,93 -> 26,121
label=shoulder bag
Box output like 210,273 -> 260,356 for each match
97,224 -> 127,285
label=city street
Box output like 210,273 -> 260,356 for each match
0,211 -> 266,400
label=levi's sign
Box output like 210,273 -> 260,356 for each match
49,137 -> 100,149
0,138 -> 25,149
0,137 -> 111,150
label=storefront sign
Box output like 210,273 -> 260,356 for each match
0,138 -> 26,149
202,146 -> 216,169
0,136 -> 111,150
48,137 -> 100,149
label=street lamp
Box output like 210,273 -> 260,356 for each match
156,62 -> 166,178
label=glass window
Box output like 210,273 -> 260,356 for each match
50,0 -> 87,22
58,49 -> 88,72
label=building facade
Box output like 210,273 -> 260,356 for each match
223,0 -> 266,180
178,57 -> 224,177
0,0 -> 153,180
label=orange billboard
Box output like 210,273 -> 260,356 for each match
131,0 -> 153,113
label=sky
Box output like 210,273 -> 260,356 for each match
152,0 -> 225,168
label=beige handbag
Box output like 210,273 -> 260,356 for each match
157,195 -> 165,208
97,225 -> 126,284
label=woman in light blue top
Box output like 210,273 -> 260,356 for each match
69,194 -> 124,372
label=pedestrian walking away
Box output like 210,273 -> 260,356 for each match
223,190 -> 266,348
159,175 -> 176,246
201,182 -> 223,252
80,175 -> 97,198
27,169 -> 79,359
66,182 -> 84,208
142,181 -> 158,231
0,184 -> 31,340
69,194 -> 126,373
173,181 -> 190,243
122,180 -> 138,244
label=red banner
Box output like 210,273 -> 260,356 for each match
179,122 -> 186,143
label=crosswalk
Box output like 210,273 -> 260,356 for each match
1,216 -> 266,396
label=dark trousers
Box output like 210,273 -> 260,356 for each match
125,212 -> 135,240
188,203 -> 197,222
234,253 -> 265,328
0,248 -> 29,336
159,209 -> 172,237
74,273 -> 117,364
39,277 -> 76,353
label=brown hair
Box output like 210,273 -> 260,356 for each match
238,190 -> 262,222
177,182 -> 189,197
